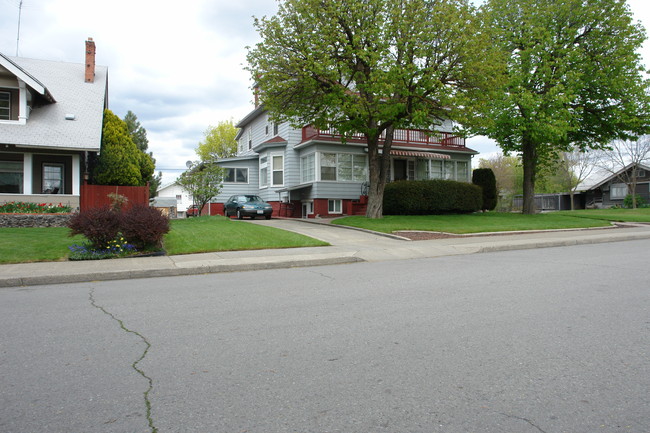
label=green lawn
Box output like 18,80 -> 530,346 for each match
164,215 -> 327,255
555,208 -> 650,222
0,227 -> 84,264
0,216 -> 328,264
332,212 -> 614,234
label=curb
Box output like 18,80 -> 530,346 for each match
0,255 -> 365,288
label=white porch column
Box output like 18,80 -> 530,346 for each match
23,153 -> 33,194
18,80 -> 28,124
71,154 -> 80,195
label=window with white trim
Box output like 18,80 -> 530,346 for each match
259,155 -> 268,187
272,154 -> 284,186
0,91 -> 10,120
273,123 -> 279,135
224,168 -> 248,183
456,161 -> 469,181
0,160 -> 23,193
319,152 -> 367,182
610,183 -> 627,200
247,128 -> 252,150
42,163 -> 64,194
301,153 -> 315,183
430,160 -> 442,179
328,199 -> 342,214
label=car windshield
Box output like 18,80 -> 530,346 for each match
237,195 -> 263,203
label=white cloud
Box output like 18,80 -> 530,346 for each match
1,0 -> 649,186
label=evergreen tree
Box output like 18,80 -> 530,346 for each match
94,110 -> 144,186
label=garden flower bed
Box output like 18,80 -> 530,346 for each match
0,202 -> 73,228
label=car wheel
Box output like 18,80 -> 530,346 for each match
237,209 -> 243,220
265,215 -> 271,220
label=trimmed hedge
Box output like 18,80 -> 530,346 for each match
383,180 -> 482,215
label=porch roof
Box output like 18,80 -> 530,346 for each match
389,150 -> 450,160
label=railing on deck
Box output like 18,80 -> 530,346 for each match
301,126 -> 466,148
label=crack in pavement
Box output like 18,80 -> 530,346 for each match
500,413 -> 547,433
89,289 -> 158,433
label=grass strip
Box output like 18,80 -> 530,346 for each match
164,215 -> 328,255
332,212 -> 612,234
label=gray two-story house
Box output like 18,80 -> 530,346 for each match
212,104 -> 478,218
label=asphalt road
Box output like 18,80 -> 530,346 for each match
1,240 -> 648,433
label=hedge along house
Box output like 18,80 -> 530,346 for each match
212,104 -> 478,218
0,39 -> 108,209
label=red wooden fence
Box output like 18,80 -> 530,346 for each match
80,184 -> 149,212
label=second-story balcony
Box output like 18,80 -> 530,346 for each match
301,125 -> 466,149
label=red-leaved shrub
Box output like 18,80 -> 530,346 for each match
67,206 -> 120,248
120,204 -> 170,249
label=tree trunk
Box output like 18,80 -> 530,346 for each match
521,135 -> 537,214
365,126 -> 394,219
569,190 -> 575,211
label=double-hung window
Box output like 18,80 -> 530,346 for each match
0,91 -> 10,120
319,153 -> 367,182
610,183 -> 627,200
224,168 -> 248,183
272,155 -> 284,186
259,155 -> 268,188
42,163 -> 64,194
301,153 -> 315,183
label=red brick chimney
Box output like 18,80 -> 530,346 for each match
85,38 -> 96,83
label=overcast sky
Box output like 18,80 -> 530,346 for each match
1,0 -> 649,186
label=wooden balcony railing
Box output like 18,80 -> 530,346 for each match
301,125 -> 466,148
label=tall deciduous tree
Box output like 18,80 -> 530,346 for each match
95,110 -> 148,186
196,120 -> 239,161
247,0 -> 498,218
175,162 -> 224,216
477,0 -> 650,214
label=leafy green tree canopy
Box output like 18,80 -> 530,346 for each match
196,120 -> 239,161
477,0 -> 650,214
175,162 -> 225,215
94,110 -> 145,186
247,0 -> 499,218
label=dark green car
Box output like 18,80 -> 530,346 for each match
224,195 -> 273,220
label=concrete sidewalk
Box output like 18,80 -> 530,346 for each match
2,219 -> 650,288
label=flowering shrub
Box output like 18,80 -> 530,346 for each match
68,238 -> 137,261
0,201 -> 72,214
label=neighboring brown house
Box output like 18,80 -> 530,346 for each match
0,39 -> 108,209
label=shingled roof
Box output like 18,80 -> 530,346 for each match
0,54 -> 108,151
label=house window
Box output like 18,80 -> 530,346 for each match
328,199 -> 342,214
259,155 -> 268,188
42,163 -> 64,194
318,152 -> 367,182
175,194 -> 182,201
352,154 -> 367,181
416,159 -> 429,180
456,161 -> 469,181
273,123 -> 279,135
301,153 -> 315,183
407,160 -> 416,180
265,124 -> 269,135
272,155 -> 284,186
0,160 -> 23,193
0,92 -> 10,120
636,169 -> 646,178
224,168 -> 248,183
430,160 -> 442,179
320,153 -> 337,181
443,160 -> 454,179
610,183 -> 627,200
248,128 -> 252,150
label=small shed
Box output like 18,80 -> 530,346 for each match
150,197 -> 178,218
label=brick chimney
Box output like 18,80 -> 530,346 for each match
85,38 -> 96,83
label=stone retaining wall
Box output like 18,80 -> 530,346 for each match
0,214 -> 72,228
